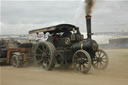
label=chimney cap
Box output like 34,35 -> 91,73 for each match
86,15 -> 91,19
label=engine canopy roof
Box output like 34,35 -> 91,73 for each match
29,24 -> 78,34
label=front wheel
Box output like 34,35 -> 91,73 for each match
92,49 -> 108,70
11,54 -> 23,68
73,50 -> 91,73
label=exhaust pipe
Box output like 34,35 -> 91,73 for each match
86,15 -> 93,39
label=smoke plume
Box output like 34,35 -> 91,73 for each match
85,0 -> 95,16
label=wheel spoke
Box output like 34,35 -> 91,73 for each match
81,53 -> 84,58
98,51 -> 101,57
93,61 -> 97,64
77,53 -> 80,58
100,62 -> 104,67
74,58 -> 79,64
101,54 -> 105,58
75,55 -> 78,60
35,54 -> 42,57
83,64 -> 88,71
103,56 -> 107,60
98,62 -> 101,68
37,59 -> 43,64
84,59 -> 88,64
102,60 -> 107,63
95,53 -> 99,58
41,45 -> 45,51
37,48 -> 43,52
46,49 -> 50,56
99,62 -> 102,68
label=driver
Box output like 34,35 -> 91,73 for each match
62,31 -> 72,37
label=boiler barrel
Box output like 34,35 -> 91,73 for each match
72,39 -> 98,52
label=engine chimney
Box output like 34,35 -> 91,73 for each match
86,15 -> 93,39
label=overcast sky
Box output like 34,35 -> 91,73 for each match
1,0 -> 128,35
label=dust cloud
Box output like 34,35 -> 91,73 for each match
0,49 -> 128,85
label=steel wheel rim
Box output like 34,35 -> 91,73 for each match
73,50 -> 91,73
35,43 -> 51,69
12,56 -> 17,66
93,50 -> 108,70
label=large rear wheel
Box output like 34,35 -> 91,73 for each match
73,50 -> 91,73
34,41 -> 56,70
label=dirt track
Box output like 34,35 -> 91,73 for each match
0,49 -> 128,85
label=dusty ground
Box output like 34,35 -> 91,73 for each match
0,49 -> 128,85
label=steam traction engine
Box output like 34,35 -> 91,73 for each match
29,15 -> 108,73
